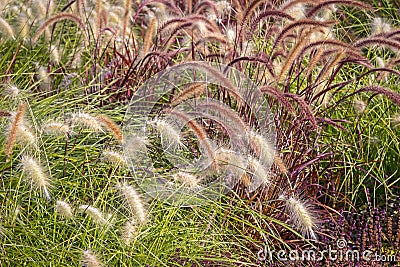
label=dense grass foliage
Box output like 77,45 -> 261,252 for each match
1,0 -> 400,266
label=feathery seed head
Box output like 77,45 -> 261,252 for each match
374,57 -> 389,81
71,112 -> 103,132
4,84 -> 20,98
123,135 -> 148,163
38,65 -> 50,86
16,124 -> 36,146
214,148 -> 247,187
284,3 -> 305,21
82,250 -> 103,267
353,99 -> 367,114
309,27 -> 333,42
249,131 -> 275,167
5,103 -> 26,158
375,56 -> 385,68
226,28 -> 236,44
102,150 -> 127,166
172,171 -> 200,189
42,121 -> 70,135
31,0 -> 49,18
215,148 -> 233,165
391,114 -> 400,129
372,17 -> 392,36
283,195 -> 318,240
122,219 -> 136,246
116,182 -> 147,224
96,114 -> 123,142
246,156 -> 270,192
215,1 -> 231,15
78,205 -> 111,226
17,12 -> 30,40
314,4 -> 337,22
56,200 -> 74,219
20,155 -> 51,200
274,154 -> 288,175
215,148 -> 247,172
148,118 -> 182,148
0,17 -> 15,39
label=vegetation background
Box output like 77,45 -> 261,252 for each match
0,0 -> 400,266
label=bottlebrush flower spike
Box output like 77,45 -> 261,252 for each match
122,219 -> 136,246
71,112 -> 103,132
172,171 -> 200,189
78,205 -> 111,226
20,155 -> 51,201
96,114 -> 123,142
215,148 -> 247,173
116,182 -> 147,224
148,118 -> 182,149
5,103 -> 26,159
214,148 -> 247,187
55,200 -> 74,219
102,150 -> 127,166
37,66 -> 50,88
281,1 -> 306,20
82,250 -> 103,267
3,84 -> 20,98
281,195 -> 318,240
391,114 -> 400,129
123,135 -> 148,163
171,82 -> 208,106
273,154 -> 288,175
372,17 -> 392,36
16,124 -> 36,147
246,156 -> 270,192
42,121 -> 70,135
249,131 -> 275,167
143,17 -> 156,55
0,17 -> 15,39
6,108 -> 36,149
353,99 -> 367,114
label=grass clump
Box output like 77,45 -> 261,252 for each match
0,0 -> 399,266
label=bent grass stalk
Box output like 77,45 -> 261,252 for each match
32,13 -> 87,43
171,82 -> 208,106
167,108 -> 219,171
0,17 -> 15,39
